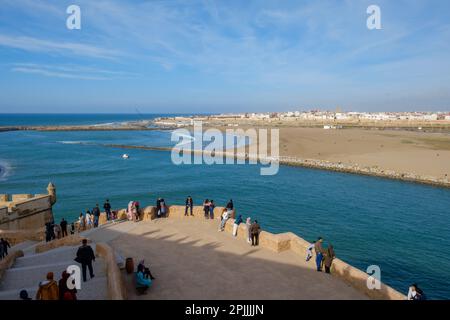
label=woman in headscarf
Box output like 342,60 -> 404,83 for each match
127,201 -> 134,221
245,217 -> 252,244
233,215 -> 243,237
323,244 -> 336,274
58,271 -> 77,300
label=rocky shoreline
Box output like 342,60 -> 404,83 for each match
279,157 -> 450,188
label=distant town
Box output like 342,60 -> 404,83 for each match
154,110 -> 450,129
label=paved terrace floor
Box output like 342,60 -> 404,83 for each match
98,218 -> 367,300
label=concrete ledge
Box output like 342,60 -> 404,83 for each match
35,234 -> 89,253
0,228 -> 45,246
111,205 -> 407,300
96,242 -> 127,300
0,250 -> 24,280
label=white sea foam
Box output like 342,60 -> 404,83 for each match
0,159 -> 12,181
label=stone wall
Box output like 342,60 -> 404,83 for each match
0,183 -> 56,231
0,195 -> 54,230
0,228 -> 45,245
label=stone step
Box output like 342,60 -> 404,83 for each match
10,240 -> 39,253
0,275 -> 108,300
0,258 -> 106,291
13,245 -> 81,268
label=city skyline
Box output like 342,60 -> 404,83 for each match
1,0 -> 450,113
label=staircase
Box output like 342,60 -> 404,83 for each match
0,243 -> 108,300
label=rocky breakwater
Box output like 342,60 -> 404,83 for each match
278,156 -> 450,188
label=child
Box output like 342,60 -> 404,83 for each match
305,243 -> 314,262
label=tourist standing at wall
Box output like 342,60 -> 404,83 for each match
305,242 -> 314,261
314,237 -> 325,272
245,217 -> 252,243
250,220 -> 261,246
76,239 -> 96,282
203,199 -> 210,219
85,210 -> 92,228
159,198 -> 167,217
78,213 -> 85,232
219,209 -> 231,231
323,244 -> 335,274
226,199 -> 234,211
54,223 -> 62,239
0,238 -> 10,258
407,284 -> 427,300
0,241 -> 4,260
185,196 -> 193,216
103,199 -> 112,221
92,204 -> 101,228
233,215 -> 243,237
156,198 -> 162,218
45,222 -> 53,242
209,200 -> 215,219
35,272 -> 59,300
60,218 -> 68,237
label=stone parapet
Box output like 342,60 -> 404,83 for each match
96,242 -> 127,300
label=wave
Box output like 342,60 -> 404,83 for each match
0,159 -> 12,181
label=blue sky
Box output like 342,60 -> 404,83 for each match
0,0 -> 449,113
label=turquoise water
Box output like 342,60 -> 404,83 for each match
1,115 -> 450,299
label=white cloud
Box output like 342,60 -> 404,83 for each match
0,34 -> 121,60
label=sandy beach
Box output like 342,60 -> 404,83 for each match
276,127 -> 450,179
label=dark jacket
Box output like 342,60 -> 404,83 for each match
92,207 -> 101,217
103,202 -> 111,211
59,272 -> 77,300
185,198 -> 193,207
250,222 -> 261,235
76,245 -> 95,264
60,220 -> 68,230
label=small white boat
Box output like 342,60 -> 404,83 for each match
122,154 -> 129,159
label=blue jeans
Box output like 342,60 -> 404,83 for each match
316,253 -> 323,271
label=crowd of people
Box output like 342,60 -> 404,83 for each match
45,218 -> 74,242
18,239 -> 96,300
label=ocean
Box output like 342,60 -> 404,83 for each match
1,113 -> 449,299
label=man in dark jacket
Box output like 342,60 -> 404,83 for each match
185,196 -> 193,216
103,199 -> 112,221
226,199 -> 234,211
60,218 -> 68,237
0,238 -> 11,258
76,239 -> 95,282
250,220 -> 261,246
92,204 -> 101,227
314,237 -> 325,272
